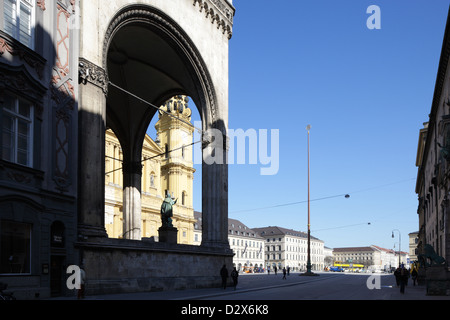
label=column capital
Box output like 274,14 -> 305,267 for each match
78,57 -> 108,94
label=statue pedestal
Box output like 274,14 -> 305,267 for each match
158,226 -> 178,244
426,265 -> 450,296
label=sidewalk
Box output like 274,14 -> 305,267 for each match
376,273 -> 450,300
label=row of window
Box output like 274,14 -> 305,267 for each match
266,237 -> 323,246
266,245 -> 322,254
233,249 -> 263,260
231,238 -> 262,248
266,254 -> 322,262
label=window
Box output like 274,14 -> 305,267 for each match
1,220 -> 31,274
2,94 -> 34,167
3,0 -> 35,49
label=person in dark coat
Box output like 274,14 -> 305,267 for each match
400,266 -> 408,294
394,267 -> 401,287
411,267 -> 418,286
220,264 -> 228,289
231,267 -> 239,290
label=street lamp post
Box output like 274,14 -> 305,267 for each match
392,229 -> 401,267
306,125 -> 311,273
301,125 -> 317,276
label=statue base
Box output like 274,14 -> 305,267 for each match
426,265 -> 450,296
299,271 -> 319,277
158,226 -> 178,244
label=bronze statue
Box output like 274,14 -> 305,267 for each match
418,244 -> 446,267
161,193 -> 177,228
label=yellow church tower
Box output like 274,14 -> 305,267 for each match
104,95 -> 196,244
155,96 -> 196,243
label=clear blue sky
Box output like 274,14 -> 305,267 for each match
150,0 -> 450,250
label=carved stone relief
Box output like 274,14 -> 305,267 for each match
50,1 -> 78,191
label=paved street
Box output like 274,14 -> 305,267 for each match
52,271 -> 450,301
200,272 -> 449,300
41,272 -> 450,318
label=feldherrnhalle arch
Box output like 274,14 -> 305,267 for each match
76,0 -> 234,293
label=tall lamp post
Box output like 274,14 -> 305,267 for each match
392,229 -> 401,267
301,125 -> 317,276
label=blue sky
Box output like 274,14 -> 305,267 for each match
150,1 -> 450,250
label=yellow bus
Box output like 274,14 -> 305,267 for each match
333,263 -> 364,272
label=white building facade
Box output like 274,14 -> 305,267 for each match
193,213 -> 265,271
333,246 -> 409,272
253,226 -> 325,272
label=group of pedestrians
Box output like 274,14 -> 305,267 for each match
267,265 -> 290,276
220,265 -> 292,290
394,264 -> 418,294
220,264 -> 239,290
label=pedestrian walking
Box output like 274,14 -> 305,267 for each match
267,266 -> 270,275
287,266 -> 290,276
411,267 -> 418,286
400,266 -> 407,294
274,266 -> 277,275
220,264 -> 228,289
282,267 -> 287,280
231,267 -> 239,290
394,267 -> 401,287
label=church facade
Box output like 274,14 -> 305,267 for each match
105,96 -> 196,244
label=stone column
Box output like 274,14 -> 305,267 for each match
122,160 -> 142,240
77,58 -> 108,238
201,124 -> 229,249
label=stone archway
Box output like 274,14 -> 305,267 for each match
76,2 -> 233,293
78,4 -> 229,246
101,4 -> 228,247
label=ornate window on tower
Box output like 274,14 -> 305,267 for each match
182,191 -> 186,206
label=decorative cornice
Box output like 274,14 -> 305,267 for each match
78,58 -> 108,94
193,0 -> 234,39
0,30 -> 46,79
0,63 -> 47,118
